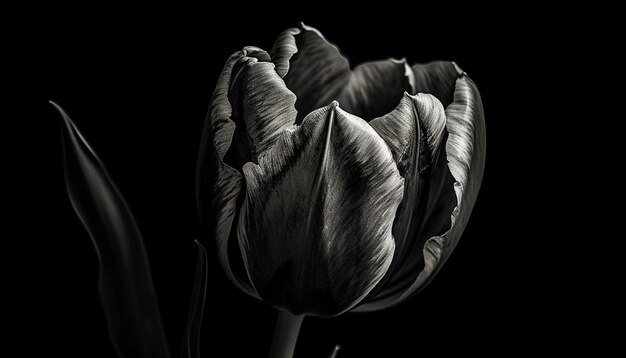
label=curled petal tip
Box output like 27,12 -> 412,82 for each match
299,21 -> 316,31
388,57 -> 406,64
241,46 -> 271,61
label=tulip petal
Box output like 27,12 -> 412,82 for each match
271,24 -> 414,124
368,94 -> 417,166
197,50 -> 261,298
54,102 -> 170,358
237,102 -> 404,316
357,93 -> 449,310
226,50 -> 297,163
358,74 -> 485,310
337,59 -> 414,120
271,24 -> 413,122
411,61 -> 463,108
274,23 -> 351,124
271,26 -> 301,78
397,74 -> 485,301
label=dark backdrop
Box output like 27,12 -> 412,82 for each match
24,7 -> 579,357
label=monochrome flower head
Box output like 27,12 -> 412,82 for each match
197,23 -> 485,316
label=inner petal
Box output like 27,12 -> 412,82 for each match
274,25 -> 460,123
281,28 -> 350,123
411,61 -> 463,108
337,59 -> 414,121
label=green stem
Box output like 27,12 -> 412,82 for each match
268,310 -> 304,358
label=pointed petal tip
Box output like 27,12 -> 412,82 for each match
389,57 -> 406,64
452,61 -> 465,76
298,22 -> 325,39
401,91 -> 440,105
414,92 -> 437,102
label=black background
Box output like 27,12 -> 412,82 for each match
18,7 -> 586,358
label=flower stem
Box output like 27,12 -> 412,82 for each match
328,345 -> 341,358
268,310 -> 304,358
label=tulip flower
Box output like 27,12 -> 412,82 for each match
197,23 -> 485,357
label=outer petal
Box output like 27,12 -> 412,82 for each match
226,51 -> 297,164
271,23 -> 412,121
237,102 -> 404,316
197,50 -> 255,297
359,74 -> 486,310
356,93 -> 450,310
411,61 -> 463,107
197,47 -> 296,298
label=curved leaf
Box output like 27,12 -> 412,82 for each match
54,101 -> 170,358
